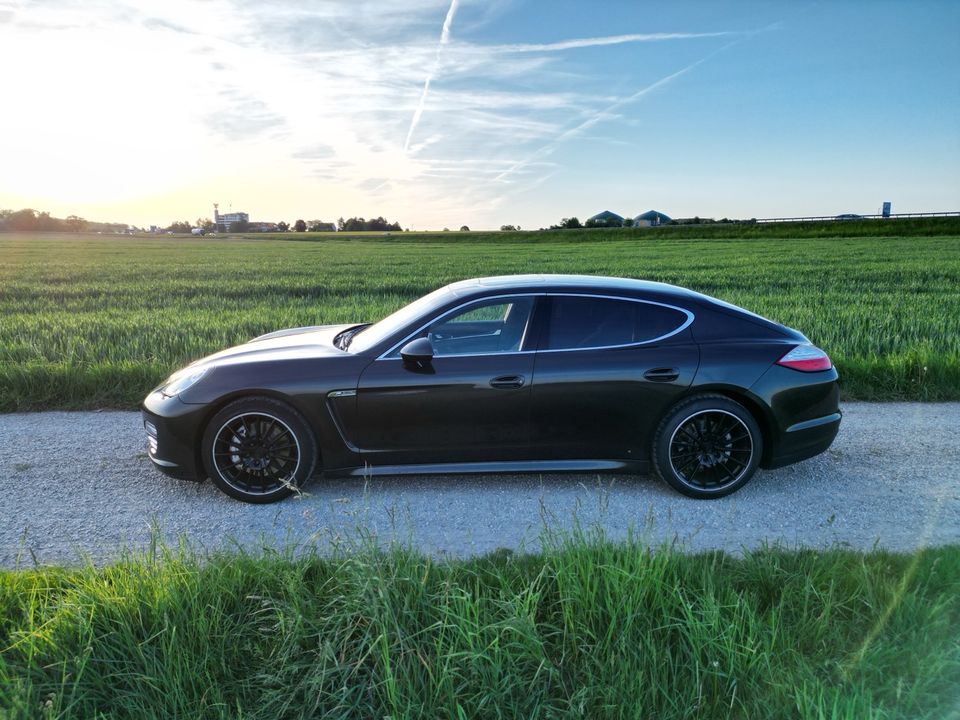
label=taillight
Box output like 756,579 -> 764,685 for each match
776,344 -> 832,372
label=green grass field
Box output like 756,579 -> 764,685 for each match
1,223 -> 958,410
1,535 -> 958,719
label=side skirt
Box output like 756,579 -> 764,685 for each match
322,458 -> 648,478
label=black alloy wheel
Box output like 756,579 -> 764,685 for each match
201,397 -> 317,503
653,394 -> 762,498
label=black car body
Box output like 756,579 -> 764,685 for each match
142,275 -> 841,502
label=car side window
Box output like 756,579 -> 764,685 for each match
544,296 -> 688,350
393,297 -> 535,357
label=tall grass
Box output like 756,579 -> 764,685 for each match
1,533 -> 958,718
1,229 -> 958,409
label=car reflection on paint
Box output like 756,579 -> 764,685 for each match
142,275 -> 841,503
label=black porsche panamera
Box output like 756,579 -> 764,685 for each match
142,275 -> 841,503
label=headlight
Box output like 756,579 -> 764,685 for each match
160,366 -> 208,397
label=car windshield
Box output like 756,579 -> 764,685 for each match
347,286 -> 453,354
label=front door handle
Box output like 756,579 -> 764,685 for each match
490,375 -> 525,389
643,367 -> 680,383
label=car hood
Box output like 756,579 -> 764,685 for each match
197,323 -> 360,366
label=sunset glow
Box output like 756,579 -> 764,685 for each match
1,0 -> 957,228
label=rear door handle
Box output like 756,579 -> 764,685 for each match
490,375 -> 525,389
643,367 -> 680,382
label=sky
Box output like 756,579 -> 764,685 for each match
1,0 -> 958,230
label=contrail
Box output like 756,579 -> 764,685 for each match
404,0 -> 459,153
494,41 -> 739,183
495,30 -> 736,53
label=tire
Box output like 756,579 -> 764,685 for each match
201,397 -> 318,504
652,394 -> 762,499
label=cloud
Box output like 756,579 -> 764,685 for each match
291,144 -> 336,160
205,93 -> 287,141
493,41 -> 740,184
403,0 -> 460,152
1,0 -> 753,227
142,16 -> 196,35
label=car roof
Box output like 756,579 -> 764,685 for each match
445,274 -> 788,333
446,274 -> 701,302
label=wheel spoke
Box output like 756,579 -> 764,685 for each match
676,455 -> 701,477
669,409 -> 753,490
677,425 -> 699,443
262,417 -> 277,441
212,412 -> 301,495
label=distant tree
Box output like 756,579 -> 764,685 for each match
623,217 -> 635,228
36,211 -> 63,231
167,220 -> 192,233
64,215 -> 87,233
228,219 -> 250,232
196,217 -> 216,233
459,225 -> 470,231
7,209 -> 40,231
500,224 -> 517,231
338,216 -> 402,232
276,221 -> 289,232
549,216 -> 582,230
294,219 -> 307,232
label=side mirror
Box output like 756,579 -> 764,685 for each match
400,337 -> 434,366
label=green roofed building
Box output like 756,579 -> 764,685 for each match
586,210 -> 624,227
633,210 -> 671,227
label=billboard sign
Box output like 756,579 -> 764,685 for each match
882,201 -> 891,218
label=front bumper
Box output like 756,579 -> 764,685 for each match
141,390 -> 207,481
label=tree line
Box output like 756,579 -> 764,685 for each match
0,208 -> 125,233
167,216 -> 404,233
1,208 -> 139,234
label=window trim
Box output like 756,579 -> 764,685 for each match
537,293 -> 694,354
376,293 -> 543,360
375,291 -> 695,360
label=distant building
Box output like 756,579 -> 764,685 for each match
633,210 -> 671,227
586,210 -> 624,227
215,211 -> 248,232
248,221 -> 278,232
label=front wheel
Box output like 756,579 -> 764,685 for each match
201,397 -> 317,503
652,394 -> 762,499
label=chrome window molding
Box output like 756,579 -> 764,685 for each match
538,293 -> 695,354
375,291 -> 695,361
377,293 -> 543,360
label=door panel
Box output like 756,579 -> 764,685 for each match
352,354 -> 535,465
529,343 -> 698,460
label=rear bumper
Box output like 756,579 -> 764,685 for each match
766,411 -> 841,468
750,364 -> 842,469
141,391 -> 206,481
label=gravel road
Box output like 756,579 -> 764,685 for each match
1,402 -> 958,567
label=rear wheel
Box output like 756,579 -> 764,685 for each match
653,394 -> 762,499
201,397 -> 317,503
